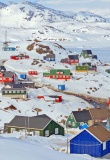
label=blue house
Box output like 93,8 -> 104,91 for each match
70,123 -> 110,157
2,47 -> 16,51
43,54 -> 55,61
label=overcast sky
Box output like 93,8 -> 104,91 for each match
1,0 -> 110,13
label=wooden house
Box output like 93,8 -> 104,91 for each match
70,123 -> 110,157
18,80 -> 35,88
1,84 -> 27,99
2,47 -> 16,51
66,110 -> 92,128
5,114 -> 64,136
88,65 -> 97,73
28,70 -> 38,76
75,66 -> 88,73
89,107 -> 110,123
67,55 -> 79,65
43,54 -> 55,61
43,69 -> 70,80
0,71 -> 18,84
80,50 -> 93,58
10,54 -> 29,60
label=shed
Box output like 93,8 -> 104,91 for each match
70,123 -> 110,157
20,74 -> 27,79
58,85 -> 65,91
2,47 -> 16,51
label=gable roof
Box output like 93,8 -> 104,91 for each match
82,62 -> 91,66
87,123 -> 110,142
68,55 -> 79,60
82,50 -> 92,55
3,71 -> 15,78
89,108 -> 109,120
7,114 -> 51,130
72,110 -> 92,122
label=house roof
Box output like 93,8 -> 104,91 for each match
72,110 -> 92,122
82,62 -> 91,66
44,54 -> 55,58
12,84 -> 25,88
87,123 -> 110,142
82,50 -> 92,55
89,108 -> 110,120
3,71 -> 15,77
7,114 -> 52,129
0,66 -> 6,71
68,55 -> 79,60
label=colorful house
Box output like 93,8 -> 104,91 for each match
43,69 -> 70,80
2,47 -> 16,51
43,54 -> 55,61
1,84 -> 27,99
70,123 -> 110,157
28,70 -> 38,76
67,55 -> 79,65
5,114 -> 64,136
60,55 -> 79,65
75,66 -> 88,73
80,50 -> 93,58
66,110 -> 92,128
0,71 -> 18,84
10,54 -> 29,60
89,107 -> 110,123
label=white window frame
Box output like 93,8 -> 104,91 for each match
103,142 -> 106,150
55,128 -> 59,135
9,91 -> 12,93
17,90 -> 20,93
68,121 -> 71,125
13,90 -> 16,93
45,130 -> 49,137
21,90 -> 24,93
73,122 -> 75,126
5,91 -> 8,93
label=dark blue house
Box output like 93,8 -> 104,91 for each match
70,123 -> 110,157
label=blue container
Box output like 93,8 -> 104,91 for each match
20,74 -> 27,79
43,57 -> 46,60
58,85 -> 65,91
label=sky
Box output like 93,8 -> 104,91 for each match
0,0 -> 110,13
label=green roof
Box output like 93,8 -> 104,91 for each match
76,66 -> 88,71
50,69 -> 70,75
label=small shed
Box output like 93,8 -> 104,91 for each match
20,74 -> 27,79
58,85 -> 65,91
70,123 -> 110,157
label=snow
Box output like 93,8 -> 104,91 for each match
0,2 -> 110,160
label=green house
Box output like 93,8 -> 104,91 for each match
43,69 -> 71,80
66,110 -> 92,128
5,114 -> 64,137
75,65 -> 88,72
105,69 -> 110,74
43,72 -> 50,77
80,50 -> 93,58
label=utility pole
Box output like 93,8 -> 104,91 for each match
67,128 -> 68,154
25,111 -> 27,139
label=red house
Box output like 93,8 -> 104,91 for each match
37,95 -> 62,103
0,71 -> 18,84
67,55 -> 79,65
28,70 -> 38,76
10,54 -> 29,60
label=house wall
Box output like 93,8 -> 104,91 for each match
66,114 -> 80,128
43,120 -> 64,136
101,140 -> 110,156
70,130 -> 102,157
2,93 -> 27,99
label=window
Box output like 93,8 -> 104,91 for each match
53,75 -> 55,78
5,91 -> 8,93
45,130 -> 49,137
103,142 -> 106,150
17,90 -> 20,93
0,78 -> 2,80
68,121 -> 71,125
9,91 -> 12,93
13,90 -> 16,93
55,128 -> 59,134
21,90 -> 24,93
73,122 -> 75,126
70,114 -> 73,119
63,76 -> 65,78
